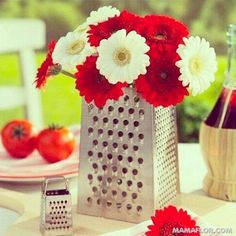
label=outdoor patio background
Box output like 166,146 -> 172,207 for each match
0,0 -> 235,142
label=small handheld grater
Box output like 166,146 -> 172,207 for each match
40,176 -> 73,236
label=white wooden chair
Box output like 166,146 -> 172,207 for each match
0,19 -> 46,128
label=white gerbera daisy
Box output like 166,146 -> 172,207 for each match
75,6 -> 120,32
52,31 -> 95,70
96,29 -> 150,84
176,36 -> 217,96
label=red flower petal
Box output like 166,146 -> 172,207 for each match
35,40 -> 58,89
75,56 -> 126,107
88,11 -> 143,47
137,15 -> 189,49
146,205 -> 200,236
135,51 -> 188,107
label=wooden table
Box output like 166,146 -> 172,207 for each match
0,144 -> 235,236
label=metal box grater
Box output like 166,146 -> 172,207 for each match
40,177 -> 73,236
77,87 -> 179,223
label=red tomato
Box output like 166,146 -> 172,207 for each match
37,126 -> 76,163
1,120 -> 37,158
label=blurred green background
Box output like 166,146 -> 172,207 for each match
0,0 -> 235,142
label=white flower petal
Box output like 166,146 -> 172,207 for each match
176,36 -> 217,95
52,31 -> 95,70
96,29 -> 150,84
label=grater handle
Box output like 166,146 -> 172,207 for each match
42,176 -> 69,194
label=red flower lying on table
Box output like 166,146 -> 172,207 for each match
146,205 -> 200,236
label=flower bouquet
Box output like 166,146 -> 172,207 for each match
36,6 -> 217,223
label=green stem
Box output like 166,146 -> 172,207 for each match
61,70 -> 76,79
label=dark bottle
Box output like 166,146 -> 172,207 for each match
205,24 -> 236,128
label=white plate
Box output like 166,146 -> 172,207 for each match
0,125 -> 80,182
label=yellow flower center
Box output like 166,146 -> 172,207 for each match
67,40 -> 85,55
189,56 -> 203,76
113,48 -> 131,66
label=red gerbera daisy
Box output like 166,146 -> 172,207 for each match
146,206 -> 200,236
135,51 -> 189,107
75,56 -> 126,107
35,40 -> 61,89
88,10 -> 142,47
137,15 -> 189,49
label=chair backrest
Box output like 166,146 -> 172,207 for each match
0,19 -> 46,128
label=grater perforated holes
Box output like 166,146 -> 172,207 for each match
97,175 -> 102,182
117,155 -> 123,162
124,95 -> 129,102
107,153 -> 113,160
117,178 -> 122,185
128,132 -> 134,139
108,106 -> 114,112
113,119 -> 119,125
123,144 -> 128,150
103,117 -> 109,123
97,199 -> 101,205
132,193 -> 138,199
107,177 -> 112,183
88,127 -> 93,135
123,120 -> 129,126
127,156 -> 133,163
92,163 -> 98,171
92,186 -> 98,193
134,96 -> 140,103
93,116 -> 98,122
107,201 -> 112,207
122,168 -> 128,174
138,158 -> 143,164
112,143 -> 118,149
112,190 -> 117,196
133,146 -> 139,152
93,140 -> 98,146
102,165 -> 108,172
112,165 -> 117,171
128,108 -> 134,115
132,169 -> 138,176
118,131 -> 123,137
108,130 -> 113,136
102,141 -> 108,147
116,202 -> 122,209
97,152 -> 103,158
118,107 -> 124,113
122,191 -> 127,197
88,151 -> 93,157
126,204 -> 132,210
98,128 -> 103,136
138,133 -> 144,140
134,121 -> 139,127
139,109 -> 145,119
127,180 -> 133,187
102,189 -> 107,194
137,182 -> 143,189
137,205 -> 142,214
87,197 -> 92,203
